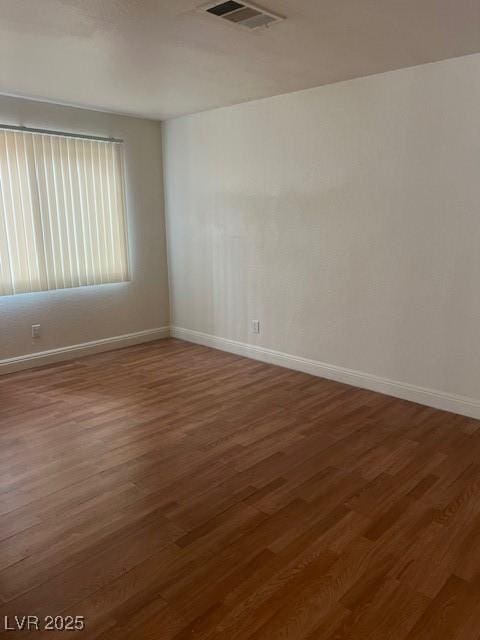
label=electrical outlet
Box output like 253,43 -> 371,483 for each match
31,324 -> 41,339
252,320 -> 260,335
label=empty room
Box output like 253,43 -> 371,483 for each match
1,1 -> 480,638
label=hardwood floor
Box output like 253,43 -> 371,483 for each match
1,338 -> 480,639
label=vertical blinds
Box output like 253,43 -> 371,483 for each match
0,128 -> 129,296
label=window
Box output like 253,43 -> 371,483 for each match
0,127 -> 129,296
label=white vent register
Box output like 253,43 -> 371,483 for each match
201,1 -> 284,30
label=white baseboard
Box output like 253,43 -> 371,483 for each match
171,326 -> 480,420
4,323 -> 479,420
0,326 -> 170,375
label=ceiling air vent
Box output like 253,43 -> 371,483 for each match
203,1 -> 284,30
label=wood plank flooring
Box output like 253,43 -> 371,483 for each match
1,338 -> 480,638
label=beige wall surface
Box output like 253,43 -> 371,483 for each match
0,95 -> 169,360
163,54 -> 480,401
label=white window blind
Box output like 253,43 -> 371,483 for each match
0,128 -> 129,296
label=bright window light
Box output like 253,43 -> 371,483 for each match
0,127 -> 129,296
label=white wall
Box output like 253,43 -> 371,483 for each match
163,54 -> 480,410
0,95 -> 169,362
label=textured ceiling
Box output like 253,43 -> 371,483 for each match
0,0 -> 479,120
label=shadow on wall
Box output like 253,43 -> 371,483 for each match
172,184 -> 476,398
